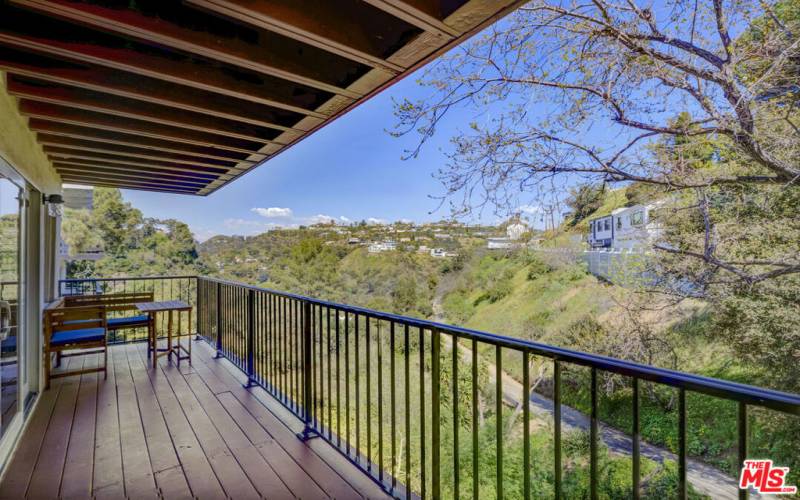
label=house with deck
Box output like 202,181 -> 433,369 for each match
0,2 -> 796,499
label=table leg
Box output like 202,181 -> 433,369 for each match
189,307 -> 193,366
152,311 -> 158,370
168,310 -> 173,363
177,310 -> 182,367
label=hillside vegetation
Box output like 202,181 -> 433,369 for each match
62,187 -> 798,492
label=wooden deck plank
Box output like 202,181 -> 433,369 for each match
92,346 -> 125,498
59,354 -> 99,499
113,343 -> 160,499
1,342 -> 387,500
27,356 -> 86,499
0,357 -> 75,500
148,346 -> 261,500
191,342 -> 385,499
189,361 -> 330,499
130,343 -> 226,499
184,372 -> 298,499
122,344 -> 184,475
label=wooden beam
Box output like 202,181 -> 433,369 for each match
12,0 -> 364,99
28,120 -> 258,163
7,76 -> 285,143
44,147 -> 234,176
0,11 -> 330,118
49,156 -> 230,178
360,0 -> 459,38
36,135 -> 242,170
57,176 -> 201,195
19,101 -> 265,154
52,160 -> 222,183
185,0 -> 405,73
0,49 -> 306,130
54,165 -> 211,188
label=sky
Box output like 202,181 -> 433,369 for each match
122,70 -> 495,242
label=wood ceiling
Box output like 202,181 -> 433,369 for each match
0,0 -> 523,195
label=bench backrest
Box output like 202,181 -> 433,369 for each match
44,305 -> 107,343
63,292 -> 154,313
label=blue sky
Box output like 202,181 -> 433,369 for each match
122,74 -> 492,242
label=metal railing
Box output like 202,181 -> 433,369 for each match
58,276 -> 196,343
195,276 -> 800,500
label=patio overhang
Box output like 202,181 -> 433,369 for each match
0,0 -> 524,196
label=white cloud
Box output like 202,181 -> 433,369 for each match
518,204 -> 543,215
308,214 -> 336,225
366,217 -> 387,225
339,216 -> 351,224
251,207 -> 293,218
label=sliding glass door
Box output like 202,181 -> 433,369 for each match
0,170 -> 24,443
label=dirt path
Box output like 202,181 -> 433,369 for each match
430,289 -> 752,499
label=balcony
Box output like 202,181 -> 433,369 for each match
0,340 -> 388,499
3,275 -> 798,499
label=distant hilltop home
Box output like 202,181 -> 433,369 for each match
587,202 -> 664,250
368,240 -> 397,253
430,248 -> 457,258
487,219 -> 530,249
506,221 -> 528,240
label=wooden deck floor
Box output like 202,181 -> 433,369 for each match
0,341 -> 390,499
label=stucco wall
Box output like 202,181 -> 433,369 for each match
0,72 -> 61,193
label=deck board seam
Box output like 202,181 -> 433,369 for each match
191,341 -> 378,499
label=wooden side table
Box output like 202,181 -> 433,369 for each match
136,300 -> 192,369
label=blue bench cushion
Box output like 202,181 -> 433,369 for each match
108,315 -> 149,328
1,335 -> 16,354
51,327 -> 106,346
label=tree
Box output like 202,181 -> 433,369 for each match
91,188 -> 143,256
564,183 -> 604,225
393,0 -> 799,285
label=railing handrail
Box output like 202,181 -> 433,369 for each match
61,275 -> 800,415
60,275 -> 197,283
198,275 -> 800,415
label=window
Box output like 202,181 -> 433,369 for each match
604,219 -> 610,231
616,217 -> 622,230
631,211 -> 644,225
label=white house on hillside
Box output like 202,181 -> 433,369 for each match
506,221 -> 528,240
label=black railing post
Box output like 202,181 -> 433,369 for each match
431,327 -> 441,500
215,281 -> 223,358
244,288 -> 257,388
298,299 -> 318,441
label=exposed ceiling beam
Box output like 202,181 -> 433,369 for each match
185,0 -> 406,73
28,120 -> 261,163
11,0 -> 365,99
54,165 -> 212,188
0,50 -> 307,130
36,135 -> 242,170
57,175 -> 201,194
0,12 -> 331,118
50,156 -> 231,177
52,161 -> 221,183
360,0 -> 459,38
7,76 -> 286,143
53,159 -> 221,180
19,101 -> 266,154
44,147 -> 234,176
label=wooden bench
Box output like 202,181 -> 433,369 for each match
43,305 -> 107,389
63,292 -> 154,340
